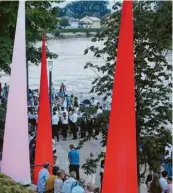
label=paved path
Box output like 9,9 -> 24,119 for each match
54,138 -> 147,193
54,138 -> 104,186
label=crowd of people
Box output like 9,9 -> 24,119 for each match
27,83 -> 107,192
0,81 -> 172,193
146,171 -> 172,193
37,144 -> 103,193
28,83 -> 108,146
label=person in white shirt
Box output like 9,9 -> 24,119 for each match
159,171 -> 168,193
52,111 -> 59,141
71,109 -> 78,139
63,97 -> 67,109
102,104 -> 108,111
165,144 -> 172,160
61,107 -> 69,140
91,97 -> 98,106
164,144 -> 172,176
96,106 -> 103,116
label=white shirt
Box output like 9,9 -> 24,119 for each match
75,107 -> 79,114
61,110 -> 68,124
165,144 -> 172,159
63,100 -> 67,109
71,113 -> 78,123
91,99 -> 98,106
97,108 -> 103,115
69,111 -> 73,121
52,114 -> 59,125
160,177 -> 168,193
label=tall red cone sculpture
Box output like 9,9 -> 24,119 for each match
1,0 -> 31,185
33,33 -> 53,184
102,1 -> 138,193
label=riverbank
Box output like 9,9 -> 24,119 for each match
49,28 -> 102,39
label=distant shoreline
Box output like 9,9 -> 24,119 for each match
48,28 -> 102,39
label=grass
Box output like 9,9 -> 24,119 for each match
0,173 -> 34,193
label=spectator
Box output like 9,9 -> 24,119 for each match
159,171 -> 168,193
37,162 -> 50,193
62,171 -> 77,193
72,178 -> 85,193
45,166 -> 59,193
85,182 -> 95,193
167,177 -> 172,193
147,174 -> 162,193
54,169 -> 66,193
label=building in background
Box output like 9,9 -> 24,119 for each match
79,16 -> 101,28
68,17 -> 79,28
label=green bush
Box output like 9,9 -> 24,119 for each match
0,173 -> 34,193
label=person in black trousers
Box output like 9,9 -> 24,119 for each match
68,144 -> 80,180
71,109 -> 78,139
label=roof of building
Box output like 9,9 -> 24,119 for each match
80,16 -> 100,22
63,16 -> 79,22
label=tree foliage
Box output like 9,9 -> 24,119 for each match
0,1 -> 62,73
0,173 -> 34,193
57,1 -> 111,19
59,18 -> 69,27
79,1 -> 172,181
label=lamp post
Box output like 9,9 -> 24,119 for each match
48,61 -> 53,115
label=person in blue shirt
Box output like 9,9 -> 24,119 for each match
72,178 -> 85,193
68,144 -> 80,180
37,162 -> 50,193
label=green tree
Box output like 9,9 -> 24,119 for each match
59,18 -> 69,27
0,1 -> 62,73
60,1 -> 111,19
0,0 -> 62,151
79,1 -> 172,182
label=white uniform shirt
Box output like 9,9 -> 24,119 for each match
52,114 -> 59,125
61,110 -> 68,124
71,112 -> 78,123
165,144 -> 172,159
97,108 -> 103,115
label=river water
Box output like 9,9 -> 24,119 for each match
0,37 -> 172,103
1,37 -> 105,101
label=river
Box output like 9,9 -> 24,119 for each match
1,37 -> 105,101
0,37 -> 172,103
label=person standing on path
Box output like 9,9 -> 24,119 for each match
68,144 -> 80,180
52,111 -> 59,141
61,107 -> 69,140
71,109 -> 78,139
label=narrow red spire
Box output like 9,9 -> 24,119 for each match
102,1 -> 138,193
33,32 -> 53,184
